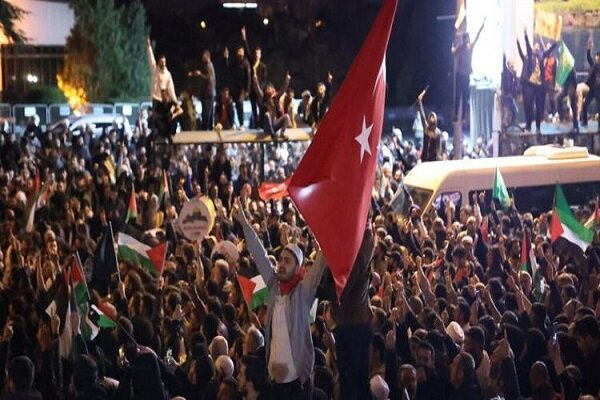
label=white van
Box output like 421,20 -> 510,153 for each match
399,145 -> 600,217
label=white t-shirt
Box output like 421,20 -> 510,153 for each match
268,295 -> 298,383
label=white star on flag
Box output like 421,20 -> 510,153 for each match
354,115 -> 373,164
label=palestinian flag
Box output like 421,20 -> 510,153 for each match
492,167 -> 511,209
125,184 -> 137,224
146,242 -> 167,277
237,274 -> 269,310
45,273 -> 72,359
520,229 -> 544,300
584,195 -> 599,230
90,304 -> 117,329
117,233 -> 163,277
551,182 -> 594,252
70,253 -> 89,307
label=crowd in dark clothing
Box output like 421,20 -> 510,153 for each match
0,106 -> 599,400
184,27 -> 333,134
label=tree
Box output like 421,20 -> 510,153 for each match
58,0 -> 150,104
0,0 -> 26,43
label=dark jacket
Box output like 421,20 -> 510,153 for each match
1,389 -> 43,400
330,228 -> 374,328
517,33 -> 557,86
586,49 -> 600,89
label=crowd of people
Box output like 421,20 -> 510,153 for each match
150,26 -> 334,142
500,32 -> 600,135
1,85 -> 600,400
0,13 -> 600,400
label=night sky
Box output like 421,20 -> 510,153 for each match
135,0 -> 456,124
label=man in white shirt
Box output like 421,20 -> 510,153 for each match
146,37 -> 180,138
234,200 -> 326,399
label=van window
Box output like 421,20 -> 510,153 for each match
513,181 -> 599,214
405,185 -> 433,211
433,191 -> 462,219
468,190 -> 493,207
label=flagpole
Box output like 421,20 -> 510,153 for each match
108,221 -> 122,285
75,251 -> 91,301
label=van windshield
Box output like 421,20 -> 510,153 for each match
390,184 -> 432,217
405,185 -> 433,211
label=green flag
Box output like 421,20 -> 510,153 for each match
492,168 -> 511,209
551,182 -> 594,251
556,42 -> 574,86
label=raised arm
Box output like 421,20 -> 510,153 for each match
303,249 -> 326,291
471,18 -> 486,49
146,37 -> 156,71
233,200 -> 275,287
417,98 -> 427,132
524,31 -> 532,57
517,39 -> 526,62
587,39 -> 594,67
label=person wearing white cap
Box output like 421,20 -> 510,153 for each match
233,200 -> 326,399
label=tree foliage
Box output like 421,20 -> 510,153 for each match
0,0 -> 26,43
59,0 -> 150,103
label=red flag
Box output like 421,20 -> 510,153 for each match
259,177 -> 292,201
237,275 -> 256,306
146,242 -> 168,277
288,0 -> 398,299
550,208 -> 564,243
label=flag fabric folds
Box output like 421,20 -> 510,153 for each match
125,183 -> 138,224
91,223 -> 119,293
118,233 -> 166,277
70,253 -> 89,307
258,177 -> 292,201
237,274 -> 269,310
550,182 -> 594,252
45,273 -> 72,359
556,42 -> 574,86
288,0 -> 398,299
492,167 -> 511,209
90,304 -> 118,329
584,195 -> 599,230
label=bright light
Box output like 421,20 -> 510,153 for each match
315,20 -> 323,28
468,0 -> 501,85
200,20 -> 207,29
263,18 -> 269,26
26,74 -> 38,83
223,2 -> 257,9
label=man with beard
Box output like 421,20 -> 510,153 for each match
233,200 -> 326,399
417,90 -> 442,162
